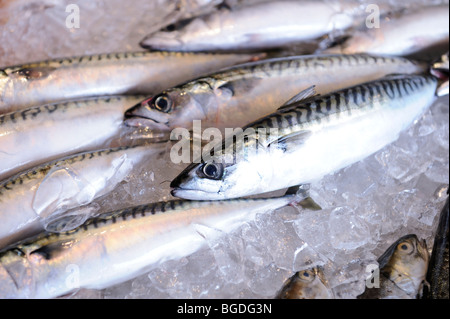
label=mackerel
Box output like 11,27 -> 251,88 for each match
0,193 -> 296,298
125,54 -> 426,134
0,95 -> 150,181
140,0 -> 361,52
0,51 -> 262,114
0,144 -> 165,250
170,74 -> 438,200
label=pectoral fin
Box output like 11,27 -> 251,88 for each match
278,86 -> 318,110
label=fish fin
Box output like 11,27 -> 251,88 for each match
268,130 -> 311,152
30,240 -> 74,260
217,78 -> 262,98
278,86 -> 319,110
12,66 -> 56,80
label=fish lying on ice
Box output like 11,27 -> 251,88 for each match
0,192 -> 298,299
170,74 -> 439,200
275,266 -> 333,299
322,4 -> 449,58
358,234 -> 429,299
140,1 -> 362,52
0,95 -> 145,181
0,51 -> 263,114
0,144 -> 165,250
125,54 -> 426,134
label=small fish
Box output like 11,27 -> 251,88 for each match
0,144 -> 165,250
0,193 -> 297,299
170,75 -> 438,200
275,267 -> 333,299
125,54 -> 426,134
323,4 -> 449,58
0,51 -> 262,114
358,234 -> 429,299
423,191 -> 449,299
140,1 -> 360,52
0,95 -> 144,181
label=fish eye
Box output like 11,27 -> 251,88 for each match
397,241 -> 413,254
153,94 -> 172,113
201,163 -> 223,180
297,269 -> 315,282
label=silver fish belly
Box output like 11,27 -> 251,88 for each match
0,51 -> 262,114
0,194 -> 295,299
170,74 -> 438,200
125,54 -> 426,134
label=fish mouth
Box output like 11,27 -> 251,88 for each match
124,102 -> 170,130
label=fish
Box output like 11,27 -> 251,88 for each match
139,1 -> 361,52
170,74 -> 438,200
0,95 -> 146,181
0,51 -> 263,114
0,143 -> 165,250
124,54 -> 426,134
0,192 -> 298,298
423,190 -> 449,299
322,4 -> 449,58
358,234 -> 429,299
275,266 -> 333,299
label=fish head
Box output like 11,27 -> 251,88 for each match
277,267 -> 332,299
124,82 -> 213,133
380,234 -> 429,296
170,137 -> 269,200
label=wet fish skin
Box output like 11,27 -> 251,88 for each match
323,4 -> 449,57
140,1 -> 359,52
0,95 -> 146,181
358,234 -> 429,299
0,51 -> 262,114
423,192 -> 449,299
0,144 -> 164,250
125,54 -> 426,134
170,75 -> 438,200
0,194 -> 295,299
276,267 -> 333,299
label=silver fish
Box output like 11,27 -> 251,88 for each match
323,4 -> 449,57
0,144 -> 165,250
275,266 -> 333,299
358,234 -> 429,299
0,95 -> 145,181
170,74 -> 438,200
0,193 -> 297,299
0,51 -> 263,114
140,1 -> 360,52
125,54 -> 426,134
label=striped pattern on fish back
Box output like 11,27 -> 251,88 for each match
205,54 -> 423,84
248,75 -> 437,135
